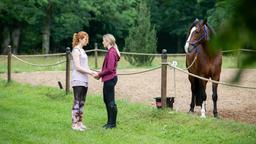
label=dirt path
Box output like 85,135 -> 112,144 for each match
1,69 -> 256,124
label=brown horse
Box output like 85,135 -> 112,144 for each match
184,19 -> 222,118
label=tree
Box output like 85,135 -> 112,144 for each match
150,0 -> 216,53
0,0 -> 37,54
209,0 -> 256,80
124,0 -> 157,66
86,0 -> 138,50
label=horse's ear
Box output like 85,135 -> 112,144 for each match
203,18 -> 208,24
193,18 -> 199,26
194,18 -> 199,23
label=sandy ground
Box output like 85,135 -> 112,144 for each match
1,68 -> 256,124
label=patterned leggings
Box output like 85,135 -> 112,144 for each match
72,86 -> 88,125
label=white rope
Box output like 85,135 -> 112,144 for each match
221,49 -> 256,53
13,49 -> 95,58
12,54 -> 66,67
118,66 -> 161,75
97,49 -> 185,56
16,53 -> 66,57
91,66 -> 161,76
221,50 -> 235,53
85,49 -> 96,53
166,62 -> 256,90
240,49 -> 256,52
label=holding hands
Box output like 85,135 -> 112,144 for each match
90,70 -> 100,80
94,73 -> 100,80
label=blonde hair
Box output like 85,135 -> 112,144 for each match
103,34 -> 116,46
103,34 -> 121,57
72,31 -> 89,48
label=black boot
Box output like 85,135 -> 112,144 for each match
105,102 -> 117,129
103,104 -> 110,128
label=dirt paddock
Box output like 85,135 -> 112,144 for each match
1,68 -> 256,124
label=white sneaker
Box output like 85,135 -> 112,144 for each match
72,123 -> 85,131
78,122 -> 87,130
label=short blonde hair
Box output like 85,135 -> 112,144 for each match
103,34 -> 116,46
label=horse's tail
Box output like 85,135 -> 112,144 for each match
194,78 -> 206,106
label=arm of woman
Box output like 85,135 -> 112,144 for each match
72,50 -> 94,75
97,50 -> 116,77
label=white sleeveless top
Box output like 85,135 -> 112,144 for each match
71,48 -> 89,87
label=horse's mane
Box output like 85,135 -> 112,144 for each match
186,20 -> 199,38
206,23 -> 216,37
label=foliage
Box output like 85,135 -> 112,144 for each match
209,0 -> 256,81
1,0 -> 254,57
124,0 -> 157,66
150,0 -> 215,52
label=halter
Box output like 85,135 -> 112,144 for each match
188,25 -> 208,53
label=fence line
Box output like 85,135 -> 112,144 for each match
5,45 -> 256,100
12,54 -> 66,67
91,66 -> 161,75
96,49 -> 186,56
2,48 -> 255,58
15,53 -> 66,57
167,62 -> 256,90
118,66 -> 161,75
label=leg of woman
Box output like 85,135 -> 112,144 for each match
103,77 -> 118,129
72,86 -> 83,131
103,84 -> 110,128
78,86 -> 88,129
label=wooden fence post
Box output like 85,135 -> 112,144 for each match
66,47 -> 71,94
161,49 -> 167,108
237,49 -> 241,68
94,43 -> 98,69
7,45 -> 12,83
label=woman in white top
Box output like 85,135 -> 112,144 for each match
71,31 -> 96,131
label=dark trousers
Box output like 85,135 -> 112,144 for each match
103,76 -> 118,125
72,86 -> 88,124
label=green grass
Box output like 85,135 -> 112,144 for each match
0,79 -> 256,144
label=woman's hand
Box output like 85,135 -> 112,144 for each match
93,72 -> 100,80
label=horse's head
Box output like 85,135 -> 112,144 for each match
184,19 -> 210,53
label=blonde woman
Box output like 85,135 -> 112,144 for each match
71,31 -> 96,131
95,34 -> 120,129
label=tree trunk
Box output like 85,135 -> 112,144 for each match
1,27 -> 11,54
42,2 -> 52,54
42,24 -> 50,54
11,26 -> 21,54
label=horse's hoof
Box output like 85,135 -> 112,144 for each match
213,112 -> 219,118
188,110 -> 194,114
214,115 -> 220,119
200,115 -> 206,118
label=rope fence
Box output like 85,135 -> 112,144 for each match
13,53 -> 66,57
12,54 -> 66,67
117,66 -> 161,75
167,62 -> 256,90
3,44 -> 256,101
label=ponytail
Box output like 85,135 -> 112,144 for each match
72,33 -> 78,48
72,31 -> 89,48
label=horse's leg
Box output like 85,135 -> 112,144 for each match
189,76 -> 196,113
200,80 -> 207,118
212,82 -> 219,118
